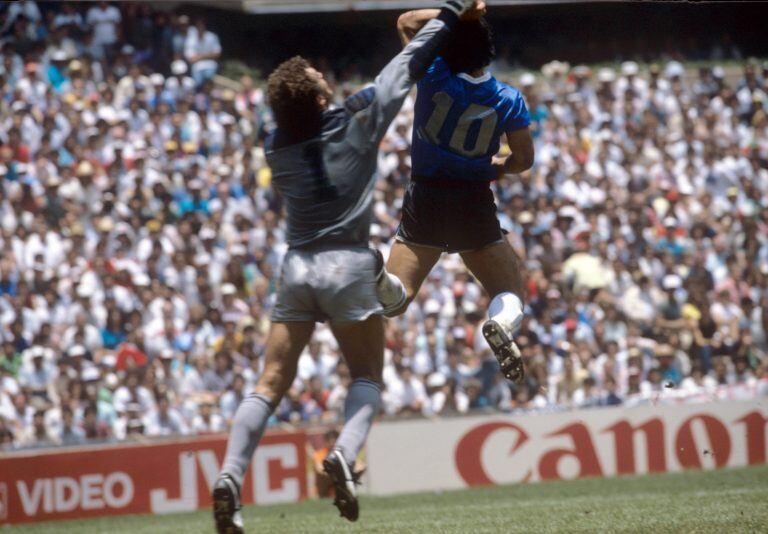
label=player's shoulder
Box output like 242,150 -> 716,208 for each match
491,77 -> 524,102
420,57 -> 452,87
428,57 -> 450,76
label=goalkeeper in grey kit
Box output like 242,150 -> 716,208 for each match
211,2 -> 484,532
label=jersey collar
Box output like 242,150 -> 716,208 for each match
457,70 -> 491,84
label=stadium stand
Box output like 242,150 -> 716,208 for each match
0,1 -> 766,450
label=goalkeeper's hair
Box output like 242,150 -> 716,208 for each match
267,56 -> 323,143
441,17 -> 495,74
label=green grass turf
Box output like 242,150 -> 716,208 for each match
16,465 -> 768,533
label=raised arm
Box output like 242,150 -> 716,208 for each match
397,2 -> 486,46
348,1 -> 479,145
397,9 -> 441,47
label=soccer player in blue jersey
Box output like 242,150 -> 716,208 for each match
387,5 -> 535,383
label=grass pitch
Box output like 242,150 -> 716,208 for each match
17,465 -> 768,533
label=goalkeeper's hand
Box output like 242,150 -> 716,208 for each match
462,1 -> 486,20
441,0 -> 483,17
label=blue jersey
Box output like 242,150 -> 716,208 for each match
411,57 -> 530,182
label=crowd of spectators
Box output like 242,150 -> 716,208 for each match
0,1 -> 766,450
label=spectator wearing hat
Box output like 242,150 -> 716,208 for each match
654,344 -> 683,386
166,58 -> 195,100
656,274 -> 685,331
46,48 -> 71,92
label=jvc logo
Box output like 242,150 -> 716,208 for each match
150,444 -> 302,514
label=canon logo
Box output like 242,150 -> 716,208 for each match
454,411 -> 768,485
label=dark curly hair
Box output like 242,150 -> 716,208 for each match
441,18 -> 495,74
267,56 -> 323,144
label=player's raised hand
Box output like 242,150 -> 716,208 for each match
441,0 -> 482,17
462,1 -> 487,20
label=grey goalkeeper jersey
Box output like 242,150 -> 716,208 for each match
265,13 -> 458,249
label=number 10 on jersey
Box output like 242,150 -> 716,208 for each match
424,91 -> 497,158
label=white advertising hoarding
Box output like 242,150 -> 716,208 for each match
365,400 -> 767,495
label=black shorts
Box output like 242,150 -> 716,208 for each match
396,178 -> 505,254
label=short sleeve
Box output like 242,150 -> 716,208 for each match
504,91 -> 531,132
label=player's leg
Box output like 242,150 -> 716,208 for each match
384,239 -> 442,316
383,179 -> 445,316
213,320 -> 314,534
460,238 -> 525,301
460,240 -> 527,382
322,314 -> 385,522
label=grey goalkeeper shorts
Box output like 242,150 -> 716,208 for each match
271,246 -> 384,323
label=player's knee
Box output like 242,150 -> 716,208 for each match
350,371 -> 383,386
347,362 -> 382,385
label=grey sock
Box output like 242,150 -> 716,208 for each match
334,378 -> 381,463
221,393 -> 275,488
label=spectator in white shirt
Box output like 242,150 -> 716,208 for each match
184,18 -> 221,85
192,399 -> 225,434
1,0 -> 41,35
383,365 -> 427,415
424,373 -> 469,415
113,372 -> 156,414
680,363 -> 717,394
146,395 -> 189,437
86,1 -> 121,59
53,2 -> 84,33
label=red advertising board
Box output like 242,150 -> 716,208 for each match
0,431 -> 307,525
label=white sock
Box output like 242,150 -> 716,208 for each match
488,292 -> 524,337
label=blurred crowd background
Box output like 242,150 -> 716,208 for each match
0,1 -> 767,450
